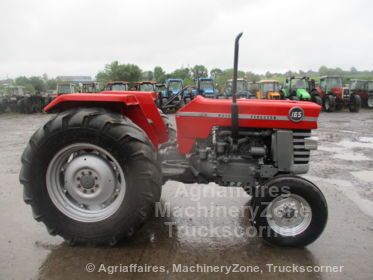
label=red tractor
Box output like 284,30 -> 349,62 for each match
19,34 -> 327,247
132,81 -> 160,107
312,75 -> 361,112
349,79 -> 369,107
105,81 -> 129,91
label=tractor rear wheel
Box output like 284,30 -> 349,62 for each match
349,94 -> 361,112
323,95 -> 336,112
17,99 -> 25,113
251,176 -> 327,247
20,108 -> 162,245
313,95 -> 322,106
158,109 -> 176,141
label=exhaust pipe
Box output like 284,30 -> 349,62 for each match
231,32 -> 243,146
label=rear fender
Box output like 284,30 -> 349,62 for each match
44,92 -> 168,149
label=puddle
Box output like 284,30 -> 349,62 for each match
333,152 -> 370,161
351,170 -> 373,183
340,130 -> 358,134
359,137 -> 373,143
319,138 -> 373,161
339,139 -> 373,149
309,177 -> 373,218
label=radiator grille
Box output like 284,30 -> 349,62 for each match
293,130 -> 311,164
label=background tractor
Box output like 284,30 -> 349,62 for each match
105,81 -> 129,91
133,81 -> 161,107
192,77 -> 219,98
159,78 -> 190,112
133,81 -> 157,92
80,82 -> 99,93
314,76 -> 360,112
368,80 -> 373,108
20,33 -> 327,248
256,80 -> 281,99
57,83 -> 78,95
349,79 -> 369,107
248,82 -> 259,97
224,78 -> 254,99
281,77 -> 312,101
1,85 -> 44,113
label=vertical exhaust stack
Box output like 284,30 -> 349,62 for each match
232,32 -> 243,146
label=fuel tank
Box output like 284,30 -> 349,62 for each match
176,96 -> 321,154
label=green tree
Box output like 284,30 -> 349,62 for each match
142,71 -> 154,80
153,66 -> 166,83
46,79 -> 57,90
169,67 -> 191,81
96,61 -> 142,83
191,65 -> 208,79
29,76 -> 46,92
318,65 -> 328,76
210,68 -> 223,79
14,76 -> 35,93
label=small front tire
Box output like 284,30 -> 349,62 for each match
368,96 -> 373,108
252,176 -> 328,247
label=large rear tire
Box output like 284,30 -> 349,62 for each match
16,99 -> 25,113
158,109 -> 176,141
349,94 -> 361,112
19,108 -> 162,245
251,176 -> 328,247
323,95 -> 336,112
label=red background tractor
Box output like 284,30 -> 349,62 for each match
313,75 -> 361,112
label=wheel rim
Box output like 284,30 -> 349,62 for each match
46,143 -> 126,223
266,194 -> 312,236
368,97 -> 373,108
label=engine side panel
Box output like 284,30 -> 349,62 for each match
176,96 -> 321,154
44,91 -> 168,148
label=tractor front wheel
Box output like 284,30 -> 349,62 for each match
20,108 -> 162,245
323,95 -> 336,112
251,176 -> 327,247
367,96 -> 373,108
349,94 -> 361,112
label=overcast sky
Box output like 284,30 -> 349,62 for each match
1,0 -> 372,79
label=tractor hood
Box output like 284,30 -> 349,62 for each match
176,96 -> 321,154
296,88 -> 311,100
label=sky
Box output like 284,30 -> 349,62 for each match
0,0 -> 373,79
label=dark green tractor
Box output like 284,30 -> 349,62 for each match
281,76 -> 312,101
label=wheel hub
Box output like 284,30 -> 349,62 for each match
267,194 -> 312,236
64,154 -> 117,207
46,143 -> 126,222
79,173 -> 95,189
